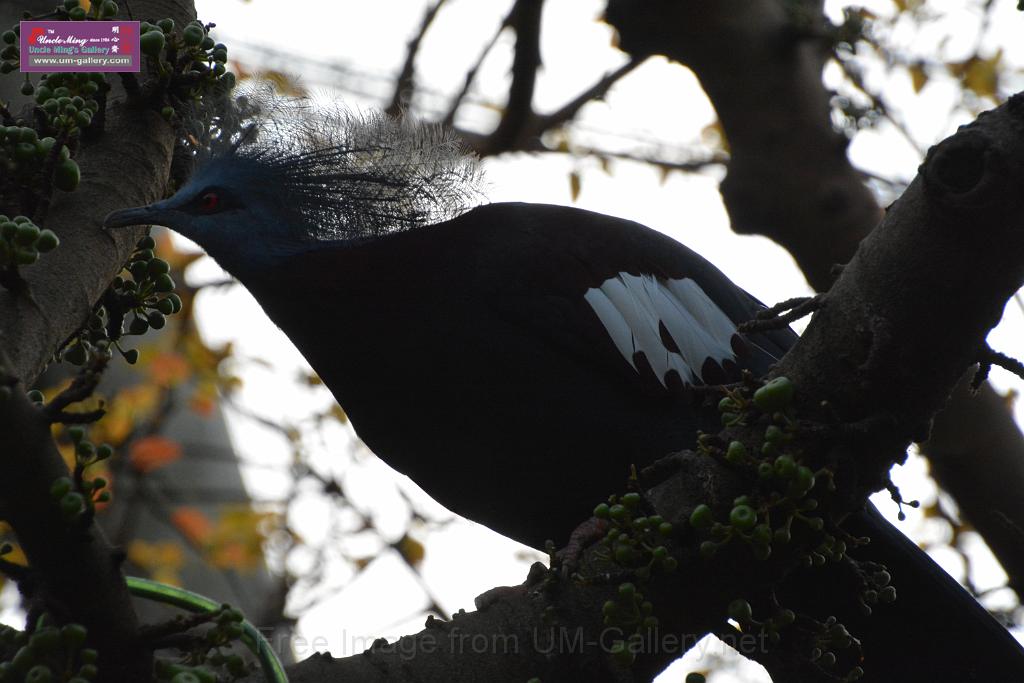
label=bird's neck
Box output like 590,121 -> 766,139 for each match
203,235 -> 350,281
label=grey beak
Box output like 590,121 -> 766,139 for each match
103,205 -> 160,229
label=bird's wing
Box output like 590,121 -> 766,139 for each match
467,203 -> 798,393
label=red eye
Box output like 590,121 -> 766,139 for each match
199,192 -> 220,213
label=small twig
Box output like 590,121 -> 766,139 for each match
386,0 -> 448,117
974,344 -> 1024,392
32,129 -> 70,226
487,0 -> 545,152
738,294 -> 825,333
50,408 -> 106,425
538,57 -> 644,132
138,609 -> 224,645
441,8 -> 512,127
884,478 -> 920,522
43,354 -> 108,424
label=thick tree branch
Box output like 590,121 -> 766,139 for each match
268,96 -> 1024,683
385,0 -> 447,117
0,106 -> 175,388
484,0 -> 545,154
0,353 -> 148,681
603,0 -> 878,292
603,0 -> 1024,599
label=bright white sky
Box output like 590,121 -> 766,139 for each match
4,0 -> 1020,680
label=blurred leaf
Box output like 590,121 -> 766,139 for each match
330,404 -> 348,424
100,384 -> 161,444
129,436 -> 182,473
128,540 -> 185,586
909,62 -> 928,93
171,507 -> 213,545
569,171 -> 581,201
948,50 -> 1003,100
398,534 -> 425,567
234,63 -> 307,97
1003,388 -> 1018,411
190,381 -> 218,416
148,352 -> 192,387
155,231 -> 203,271
892,0 -> 924,12
207,507 -> 281,571
701,119 -> 729,154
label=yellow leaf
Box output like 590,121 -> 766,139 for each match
398,535 -> 425,567
189,381 -> 218,417
701,119 -> 729,154
950,50 -> 1003,100
129,436 -> 182,473
128,540 -> 186,585
330,404 -> 348,424
658,166 -> 672,186
100,384 -> 161,444
2,544 -> 26,567
569,171 -> 581,202
909,63 -> 928,94
205,507 -> 280,570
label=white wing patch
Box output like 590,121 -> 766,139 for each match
583,274 -> 738,387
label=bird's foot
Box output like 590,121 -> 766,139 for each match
739,294 -> 826,333
553,517 -> 610,579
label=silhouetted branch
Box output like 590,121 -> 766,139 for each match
386,0 -> 448,117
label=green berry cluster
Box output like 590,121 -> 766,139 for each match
57,0 -> 118,22
856,567 -> 896,616
0,27 -> 17,74
0,214 -> 57,275
66,235 -> 181,367
805,616 -> 864,681
726,599 -> 801,645
0,125 -> 78,193
593,492 -> 677,579
590,492 -> 676,668
32,72 -> 106,148
49,426 -> 113,522
153,607 -> 253,682
139,18 -> 235,108
694,376 -> 836,562
0,615 -> 95,683
601,581 -> 659,667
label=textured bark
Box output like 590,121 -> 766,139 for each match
0,1 -> 194,681
603,0 -> 1024,597
0,361 -> 151,680
604,0 -> 880,291
0,0 -> 191,387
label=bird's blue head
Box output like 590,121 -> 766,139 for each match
104,91 -> 482,276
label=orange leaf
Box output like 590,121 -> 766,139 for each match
129,436 -> 182,473
171,507 -> 213,545
149,352 -> 191,387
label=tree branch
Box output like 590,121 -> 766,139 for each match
385,0 -> 448,117
265,96 -> 1024,682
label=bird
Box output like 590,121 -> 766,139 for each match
104,95 -> 1024,681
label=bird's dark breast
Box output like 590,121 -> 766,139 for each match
265,284 -> 710,548
245,202 -> 787,548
